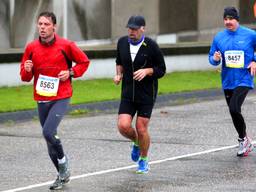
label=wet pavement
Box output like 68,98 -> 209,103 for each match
1,93 -> 256,192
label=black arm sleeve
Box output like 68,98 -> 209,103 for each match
116,39 -> 122,66
151,42 -> 166,79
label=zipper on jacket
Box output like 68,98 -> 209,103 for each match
152,79 -> 155,101
132,61 -> 135,101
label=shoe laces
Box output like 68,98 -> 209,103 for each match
53,176 -> 62,185
139,159 -> 148,167
238,138 -> 248,150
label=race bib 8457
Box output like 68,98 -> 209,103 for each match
224,50 -> 244,68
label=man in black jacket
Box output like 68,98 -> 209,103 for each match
114,15 -> 166,174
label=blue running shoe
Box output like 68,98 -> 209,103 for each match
136,158 -> 149,174
131,143 -> 140,162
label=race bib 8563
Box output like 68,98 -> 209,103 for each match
36,74 -> 59,97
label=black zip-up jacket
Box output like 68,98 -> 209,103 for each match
116,36 -> 166,104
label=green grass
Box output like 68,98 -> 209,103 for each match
158,70 -> 222,94
0,70 -> 222,113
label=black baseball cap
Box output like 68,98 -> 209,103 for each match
126,15 -> 146,29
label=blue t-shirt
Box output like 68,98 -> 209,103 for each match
209,25 -> 256,89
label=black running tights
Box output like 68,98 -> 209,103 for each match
224,86 -> 250,139
37,98 -> 70,171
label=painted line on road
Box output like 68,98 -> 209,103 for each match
1,142 -> 248,192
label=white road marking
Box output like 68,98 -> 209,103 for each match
1,142 -> 250,192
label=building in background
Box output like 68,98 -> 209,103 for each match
0,0 -> 255,49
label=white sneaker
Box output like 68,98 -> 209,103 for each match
49,176 -> 63,190
58,155 -> 70,181
237,136 -> 253,157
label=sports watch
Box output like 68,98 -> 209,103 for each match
69,68 -> 74,77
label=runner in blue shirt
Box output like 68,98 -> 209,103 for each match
209,7 -> 256,157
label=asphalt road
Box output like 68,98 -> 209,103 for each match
1,94 -> 256,192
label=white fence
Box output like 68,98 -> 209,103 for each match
0,54 -> 215,87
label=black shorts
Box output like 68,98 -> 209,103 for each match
118,100 -> 154,118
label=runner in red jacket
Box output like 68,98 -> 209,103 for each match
20,30 -> 89,101
20,11 -> 90,190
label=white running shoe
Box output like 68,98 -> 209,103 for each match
237,136 -> 253,157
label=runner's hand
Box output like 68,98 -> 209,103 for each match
113,74 -> 122,85
58,70 -> 70,81
248,61 -> 256,76
133,68 -> 153,81
213,51 -> 221,62
24,60 -> 33,72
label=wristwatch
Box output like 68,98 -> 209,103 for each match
69,69 -> 74,77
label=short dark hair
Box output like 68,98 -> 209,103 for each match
38,11 -> 57,24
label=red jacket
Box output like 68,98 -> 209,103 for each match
20,34 -> 90,101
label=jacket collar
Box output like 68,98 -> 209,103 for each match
39,34 -> 56,46
127,36 -> 148,63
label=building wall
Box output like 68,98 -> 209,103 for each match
67,0 -> 111,41
0,0 -> 254,49
9,0 -> 111,48
0,0 -> 10,49
239,0 -> 256,24
110,0 -> 159,41
197,0 -> 239,30
11,0 -> 53,48
159,0 -> 197,34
